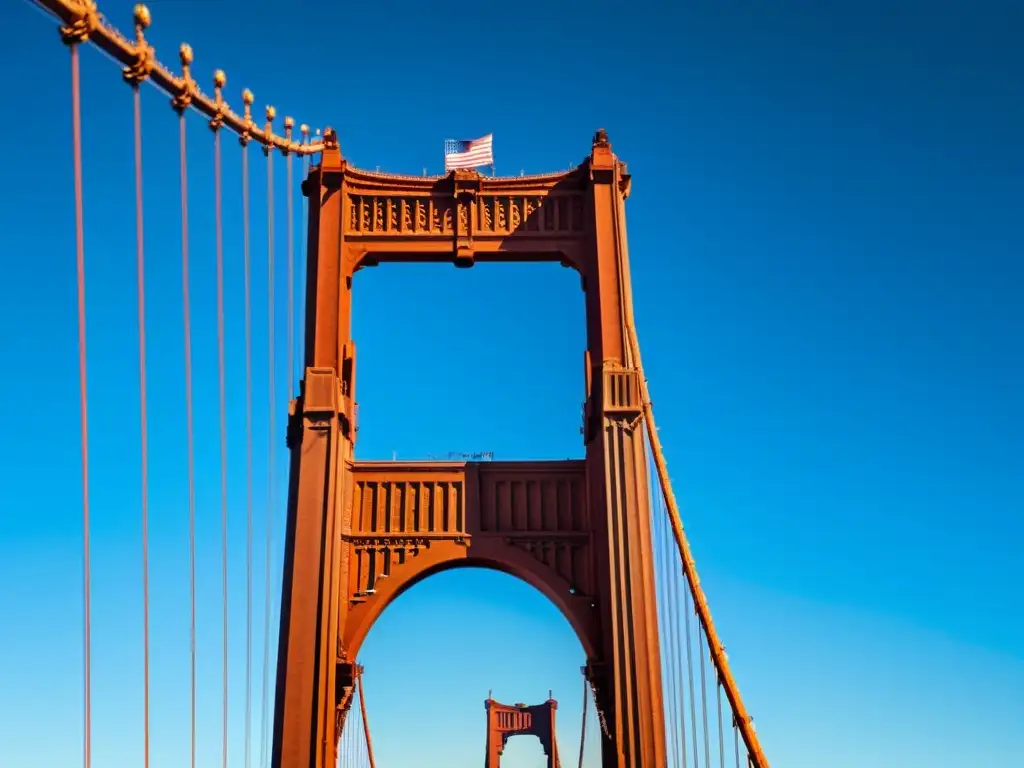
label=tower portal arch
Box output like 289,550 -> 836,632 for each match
340,463 -> 601,661
272,130 -> 665,768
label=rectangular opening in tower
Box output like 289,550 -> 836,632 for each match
351,261 -> 585,461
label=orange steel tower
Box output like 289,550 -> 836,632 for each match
485,696 -> 561,768
271,129 -> 666,768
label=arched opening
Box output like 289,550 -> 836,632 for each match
501,737 -> 551,767
352,567 -> 602,766
351,262 -> 586,462
344,552 -> 598,661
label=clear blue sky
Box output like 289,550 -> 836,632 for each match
1,0 -> 1021,766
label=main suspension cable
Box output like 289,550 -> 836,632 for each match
131,81 -> 151,768
67,38 -> 92,768
31,0 -> 327,155
211,68 -> 230,768
614,186 -> 770,768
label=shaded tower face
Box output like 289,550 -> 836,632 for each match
485,697 -> 559,768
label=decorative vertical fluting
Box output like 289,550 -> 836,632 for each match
272,130 -> 356,768
581,130 -> 667,768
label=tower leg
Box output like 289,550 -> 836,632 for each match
271,142 -> 357,768
582,130 -> 666,768
589,401 -> 665,768
271,368 -> 350,768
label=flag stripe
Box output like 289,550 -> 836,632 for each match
444,134 -> 494,170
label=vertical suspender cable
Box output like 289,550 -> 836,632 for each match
242,131 -> 254,768
340,709 -> 348,768
357,668 -> 377,768
610,152 -> 769,767
658,451 -> 687,768
699,631 -> 711,767
178,107 -> 198,768
286,146 -> 294,402
131,83 -> 151,768
717,679 -> 726,768
651,449 -> 671,766
260,125 -> 276,768
656,452 -> 685,768
684,589 -> 699,767
212,88 -> 229,768
69,42 -> 92,768
577,670 -> 588,768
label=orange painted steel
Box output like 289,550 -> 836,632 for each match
63,36 -> 92,768
485,696 -> 561,768
272,130 -> 675,768
36,0 -> 325,156
33,4 -> 771,764
356,668 -> 376,768
621,235 -> 772,768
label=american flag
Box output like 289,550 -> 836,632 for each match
444,134 -> 494,171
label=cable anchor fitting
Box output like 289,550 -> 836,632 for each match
208,69 -> 228,132
170,43 -> 196,113
60,0 -> 100,45
121,4 -> 153,86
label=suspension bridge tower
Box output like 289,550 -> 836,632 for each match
270,127 -> 666,768
19,0 -> 771,765
485,695 -> 561,768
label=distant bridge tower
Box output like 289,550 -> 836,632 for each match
485,695 -> 560,768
